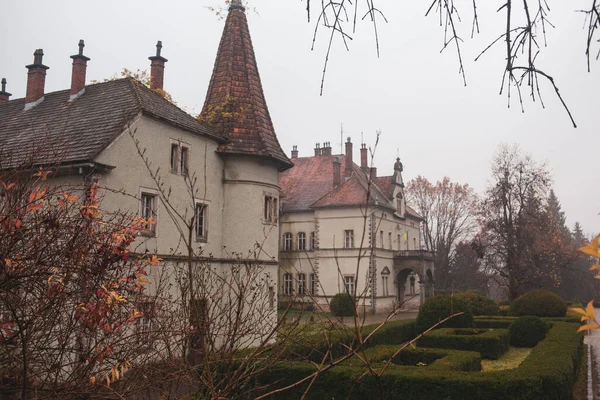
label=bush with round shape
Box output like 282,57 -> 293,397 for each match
510,289 -> 567,317
454,292 -> 500,316
330,293 -> 355,317
416,295 -> 474,333
509,316 -> 550,347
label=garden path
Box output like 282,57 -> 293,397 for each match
584,308 -> 600,400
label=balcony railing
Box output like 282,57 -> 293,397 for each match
394,250 -> 434,261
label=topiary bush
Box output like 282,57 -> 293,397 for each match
416,294 -> 473,333
454,292 -> 500,316
330,293 -> 355,317
510,289 -> 567,317
509,315 -> 550,347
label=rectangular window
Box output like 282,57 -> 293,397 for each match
397,234 -> 401,250
283,233 -> 293,251
180,146 -> 189,176
195,202 -> 208,241
283,273 -> 293,295
382,276 -> 389,297
344,275 -> 355,296
268,286 -> 275,308
138,300 -> 155,345
170,143 -> 179,172
310,231 -> 315,250
388,232 -> 392,249
310,273 -> 317,295
380,231 -> 384,249
344,230 -> 354,248
140,192 -> 158,235
264,195 -> 278,224
298,232 -> 306,251
297,273 -> 306,295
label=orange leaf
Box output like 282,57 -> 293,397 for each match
577,324 -> 600,332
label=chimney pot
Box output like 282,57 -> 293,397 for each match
360,143 -> 368,171
345,137 -> 353,179
314,143 -> 321,156
149,40 -> 168,91
25,49 -> 49,107
322,142 -> 332,156
333,156 -> 341,187
291,145 -> 298,159
69,39 -> 90,99
0,78 -> 11,102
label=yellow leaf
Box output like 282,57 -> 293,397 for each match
579,234 -> 600,258
90,376 -> 96,385
106,375 -> 110,387
577,324 -> 600,332
590,264 -> 600,271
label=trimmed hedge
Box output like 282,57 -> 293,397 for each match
258,322 -> 583,400
474,315 -> 580,329
454,292 -> 500,316
361,319 -> 416,347
510,289 -> 567,317
330,293 -> 355,317
416,294 -> 474,333
509,316 -> 550,348
417,328 -> 509,359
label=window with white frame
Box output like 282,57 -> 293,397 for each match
263,195 -> 278,224
140,192 -> 158,235
344,275 -> 355,296
344,230 -> 354,248
297,273 -> 306,295
283,273 -> 293,295
310,231 -> 315,250
310,273 -> 317,295
283,232 -> 293,251
297,232 -> 306,251
194,202 -> 208,241
170,142 -> 190,175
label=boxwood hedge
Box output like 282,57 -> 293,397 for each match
258,322 -> 583,399
417,328 -> 510,359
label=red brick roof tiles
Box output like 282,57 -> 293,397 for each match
201,7 -> 292,171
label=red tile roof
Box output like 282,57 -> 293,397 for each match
201,6 -> 292,171
280,154 -> 422,220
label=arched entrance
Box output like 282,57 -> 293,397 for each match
395,268 -> 420,306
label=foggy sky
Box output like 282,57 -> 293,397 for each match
2,1 -> 599,235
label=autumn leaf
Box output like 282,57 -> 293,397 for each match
579,234 -> 600,258
33,167 -> 52,181
90,376 -> 96,385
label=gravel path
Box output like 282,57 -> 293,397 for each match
584,308 -> 600,400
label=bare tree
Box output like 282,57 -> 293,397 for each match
405,176 -> 478,292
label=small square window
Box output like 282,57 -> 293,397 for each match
195,202 -> 208,241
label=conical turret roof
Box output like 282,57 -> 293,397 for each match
201,3 -> 292,171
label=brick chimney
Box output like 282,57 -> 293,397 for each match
345,137 -> 353,179
370,167 -> 377,180
314,143 -> 321,156
149,41 -> 168,91
0,78 -> 11,102
322,142 -> 332,156
333,156 -> 341,187
25,49 -> 49,109
291,145 -> 298,159
69,40 -> 90,101
360,143 -> 368,171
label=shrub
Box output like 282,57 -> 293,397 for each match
454,292 -> 500,316
330,293 -> 355,317
510,289 -> 567,317
509,316 -> 550,348
361,319 -> 416,347
416,294 -> 474,333
417,328 -> 510,359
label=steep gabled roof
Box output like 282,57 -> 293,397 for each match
0,78 -> 222,168
201,4 -> 292,171
280,153 -> 423,220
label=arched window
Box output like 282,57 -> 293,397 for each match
298,232 -> 306,250
283,232 -> 293,251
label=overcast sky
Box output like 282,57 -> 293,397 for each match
2,1 -> 599,235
